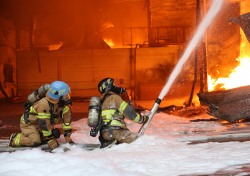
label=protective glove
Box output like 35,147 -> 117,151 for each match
52,128 -> 61,139
47,139 -> 59,150
140,115 -> 149,124
64,129 -> 74,144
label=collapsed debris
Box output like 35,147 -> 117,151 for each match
229,12 -> 250,43
198,85 -> 250,122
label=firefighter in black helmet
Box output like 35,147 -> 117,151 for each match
97,77 -> 148,148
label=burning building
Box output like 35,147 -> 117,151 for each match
198,1 -> 250,122
0,0 -> 249,109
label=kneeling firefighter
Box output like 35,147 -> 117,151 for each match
9,81 -> 74,150
88,77 -> 148,148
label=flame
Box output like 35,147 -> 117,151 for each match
104,38 -> 115,47
208,56 -> 250,91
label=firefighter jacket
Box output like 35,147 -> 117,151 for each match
20,97 -> 72,139
100,92 -> 143,128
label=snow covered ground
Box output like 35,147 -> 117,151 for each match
1,109 -> 250,176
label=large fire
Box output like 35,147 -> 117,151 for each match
208,56 -> 250,91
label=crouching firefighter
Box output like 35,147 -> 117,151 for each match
9,81 -> 74,150
88,77 -> 148,148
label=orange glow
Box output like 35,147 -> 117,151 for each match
208,56 -> 250,91
104,38 -> 115,47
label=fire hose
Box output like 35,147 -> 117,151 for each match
137,0 -> 223,136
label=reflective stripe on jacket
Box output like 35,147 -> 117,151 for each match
101,92 -> 142,127
20,97 -> 72,137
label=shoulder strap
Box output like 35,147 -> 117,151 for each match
92,93 -> 112,134
101,93 -> 112,104
48,101 -> 55,125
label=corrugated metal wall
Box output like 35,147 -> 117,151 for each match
16,46 -> 182,99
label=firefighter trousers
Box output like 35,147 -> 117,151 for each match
101,128 -> 139,144
15,123 -> 42,147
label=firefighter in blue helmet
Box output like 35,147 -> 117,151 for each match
96,77 -> 148,148
9,81 -> 74,150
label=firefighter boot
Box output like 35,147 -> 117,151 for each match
99,135 -> 117,149
8,133 -> 21,147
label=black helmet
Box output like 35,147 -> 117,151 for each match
98,78 -> 114,94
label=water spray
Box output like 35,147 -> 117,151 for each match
138,0 -> 224,136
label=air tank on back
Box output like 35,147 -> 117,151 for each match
88,96 -> 101,128
27,84 -> 50,104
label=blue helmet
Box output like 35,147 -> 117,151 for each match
47,81 -> 70,100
